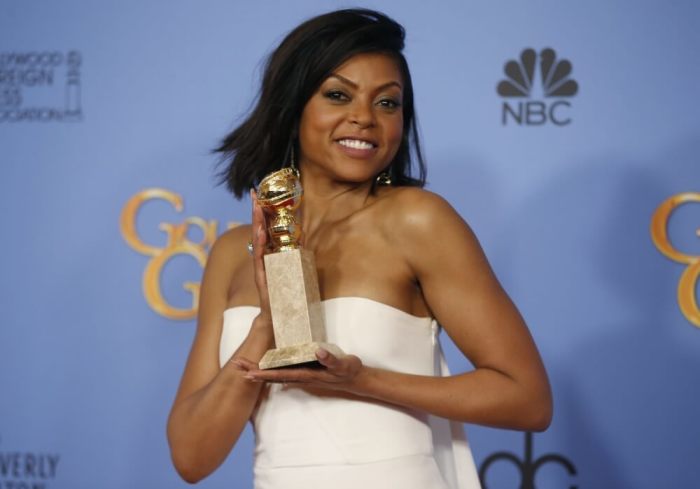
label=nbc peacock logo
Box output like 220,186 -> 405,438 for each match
497,48 -> 578,126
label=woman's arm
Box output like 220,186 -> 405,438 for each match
243,189 -> 552,431
371,189 -> 552,430
167,202 -> 274,482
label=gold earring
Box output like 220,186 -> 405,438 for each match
289,145 -> 300,177
376,172 -> 392,186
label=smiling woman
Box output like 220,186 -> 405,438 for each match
166,8 -> 552,489
213,9 -> 424,199
298,53 -> 404,185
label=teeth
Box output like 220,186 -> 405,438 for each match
338,139 -> 374,150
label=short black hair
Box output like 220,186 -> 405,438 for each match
216,8 -> 426,198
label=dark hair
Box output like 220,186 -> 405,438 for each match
216,8 -> 426,198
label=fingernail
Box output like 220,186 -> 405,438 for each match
316,349 -> 328,359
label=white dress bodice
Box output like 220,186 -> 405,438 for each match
219,297 -> 481,489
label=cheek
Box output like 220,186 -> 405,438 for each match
385,115 -> 404,148
308,112 -> 340,135
299,104 -> 342,148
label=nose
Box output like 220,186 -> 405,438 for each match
348,100 -> 375,128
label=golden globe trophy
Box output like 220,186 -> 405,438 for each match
256,168 -> 345,370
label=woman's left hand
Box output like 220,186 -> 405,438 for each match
232,349 -> 364,392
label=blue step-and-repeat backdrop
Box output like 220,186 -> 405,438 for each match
2,1 -> 698,488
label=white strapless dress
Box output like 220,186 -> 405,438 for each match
219,297 -> 482,489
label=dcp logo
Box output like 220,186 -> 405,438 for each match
479,432 -> 577,489
497,48 -> 578,126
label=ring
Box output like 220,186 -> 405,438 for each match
247,239 -> 254,255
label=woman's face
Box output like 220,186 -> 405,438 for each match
298,52 -> 404,185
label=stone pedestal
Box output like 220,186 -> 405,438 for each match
259,248 -> 344,369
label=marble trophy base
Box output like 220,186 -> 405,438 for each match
260,248 -> 345,370
259,342 -> 345,370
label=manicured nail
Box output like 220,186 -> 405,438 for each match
316,349 -> 328,359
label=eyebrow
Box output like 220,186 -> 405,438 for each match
328,73 -> 402,92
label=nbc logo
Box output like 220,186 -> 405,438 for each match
497,48 -> 578,126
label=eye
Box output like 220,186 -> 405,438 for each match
377,98 -> 402,110
324,90 -> 350,102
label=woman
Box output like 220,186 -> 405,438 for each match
167,8 -> 552,489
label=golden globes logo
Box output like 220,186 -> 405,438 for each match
650,192 -> 700,328
120,188 -> 239,320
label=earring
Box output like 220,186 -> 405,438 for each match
376,171 -> 392,186
289,145 -> 300,177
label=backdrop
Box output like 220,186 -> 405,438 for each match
2,1 -> 699,488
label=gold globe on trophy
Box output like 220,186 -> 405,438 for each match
256,168 -> 345,369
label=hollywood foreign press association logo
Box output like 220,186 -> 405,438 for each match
497,48 -> 578,126
0,50 -> 83,123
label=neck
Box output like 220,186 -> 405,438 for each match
298,168 -> 375,235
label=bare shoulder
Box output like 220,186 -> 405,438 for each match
373,187 -> 486,283
376,186 -> 472,238
208,224 -> 252,265
201,224 -> 253,291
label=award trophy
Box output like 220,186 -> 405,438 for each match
256,168 -> 345,370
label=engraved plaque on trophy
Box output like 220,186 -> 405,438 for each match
256,168 -> 345,370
